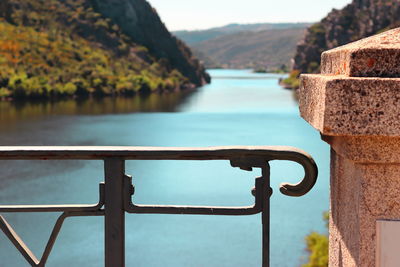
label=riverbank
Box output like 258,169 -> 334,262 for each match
279,70 -> 300,90
0,81 -> 198,102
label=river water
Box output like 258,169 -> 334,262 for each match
0,69 -> 329,267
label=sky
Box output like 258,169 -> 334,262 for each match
147,0 -> 352,31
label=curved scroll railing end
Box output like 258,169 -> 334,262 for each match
278,151 -> 318,197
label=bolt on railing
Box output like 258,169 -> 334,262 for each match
0,146 -> 318,267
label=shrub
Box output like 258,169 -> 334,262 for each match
62,82 -> 77,95
281,70 -> 301,89
302,212 -> 329,267
0,87 -> 10,98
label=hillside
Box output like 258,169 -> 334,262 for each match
174,23 -> 309,71
292,0 -> 400,76
189,27 -> 307,70
0,0 -> 209,100
174,22 -> 311,45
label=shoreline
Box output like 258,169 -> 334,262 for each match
0,82 -> 200,103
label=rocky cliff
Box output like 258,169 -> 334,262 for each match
293,0 -> 400,75
91,0 -> 210,85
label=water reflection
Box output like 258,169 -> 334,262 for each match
0,90 -> 194,124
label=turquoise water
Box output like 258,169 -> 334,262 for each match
0,69 -> 329,266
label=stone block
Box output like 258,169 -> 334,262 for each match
299,27 -> 400,267
321,28 -> 400,77
299,74 -> 400,136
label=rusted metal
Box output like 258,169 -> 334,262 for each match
0,183 -> 105,213
104,159 -> 125,267
261,165 -> 272,267
0,146 -> 318,267
124,174 -> 263,215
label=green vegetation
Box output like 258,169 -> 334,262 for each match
253,68 -> 267,73
303,212 -> 329,267
0,0 -> 195,100
281,70 -> 300,89
255,64 -> 289,74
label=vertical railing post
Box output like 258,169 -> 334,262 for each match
104,158 -> 125,267
261,164 -> 271,267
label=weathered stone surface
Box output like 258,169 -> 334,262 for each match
299,74 -> 400,136
326,136 -> 400,267
321,28 -> 400,77
322,136 -> 400,163
299,28 -> 400,267
329,147 -> 400,267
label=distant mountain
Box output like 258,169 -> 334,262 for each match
174,23 -> 311,45
0,0 -> 209,100
174,23 -> 310,71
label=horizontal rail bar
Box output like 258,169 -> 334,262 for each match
0,204 -> 101,213
0,146 -> 311,160
0,146 -> 317,197
0,183 -> 105,213
127,204 -> 261,215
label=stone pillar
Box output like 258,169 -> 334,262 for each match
299,28 -> 400,267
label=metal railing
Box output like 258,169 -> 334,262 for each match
0,146 -> 318,267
